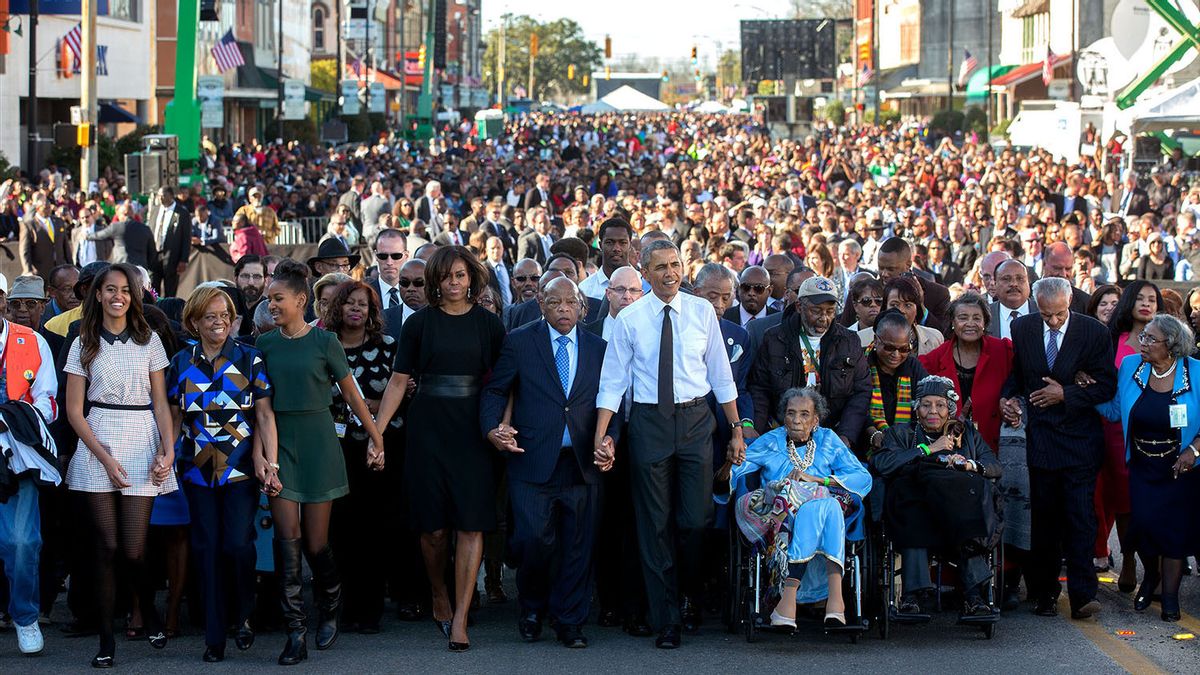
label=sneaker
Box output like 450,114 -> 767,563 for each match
17,622 -> 44,654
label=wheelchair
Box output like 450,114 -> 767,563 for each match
723,475 -> 871,644
867,501 -> 1003,640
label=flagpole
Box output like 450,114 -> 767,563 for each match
946,0 -> 955,111
276,0 -> 283,139
81,0 -> 97,188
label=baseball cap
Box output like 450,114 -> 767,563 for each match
798,276 -> 838,304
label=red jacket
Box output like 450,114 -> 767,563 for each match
919,335 -> 1013,453
231,224 -> 269,262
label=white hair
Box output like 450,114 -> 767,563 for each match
424,180 -> 441,196
1031,277 -> 1071,305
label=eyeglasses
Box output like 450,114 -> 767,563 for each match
398,278 -> 425,288
739,283 -> 768,294
8,299 -> 43,310
856,296 -> 883,307
878,341 -> 913,355
375,252 -> 407,261
237,272 -> 264,281
608,286 -> 642,296
513,275 -> 539,283
1137,332 -> 1163,345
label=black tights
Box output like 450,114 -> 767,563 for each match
270,498 -> 333,558
1141,553 -> 1185,602
87,493 -> 156,653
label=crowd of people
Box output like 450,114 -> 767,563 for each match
0,110 -> 1197,666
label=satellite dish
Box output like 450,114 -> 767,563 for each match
1083,0 -> 1200,92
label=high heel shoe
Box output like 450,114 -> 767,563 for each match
146,630 -> 167,650
1133,584 -> 1160,612
434,618 -> 452,638
448,639 -> 470,652
1161,594 -> 1181,622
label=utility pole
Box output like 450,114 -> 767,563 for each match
398,1 -> 405,128
871,0 -> 879,122
946,0 -> 955,111
528,33 -> 536,101
25,0 -> 38,172
276,0 -> 284,138
81,0 -> 97,187
1069,0 -> 1076,100
986,0 -> 993,134
336,0 -> 343,115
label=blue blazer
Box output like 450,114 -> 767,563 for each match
1097,354 -> 1200,467
480,320 -> 617,485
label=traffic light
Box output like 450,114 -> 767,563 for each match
604,66 -> 611,80
691,45 -> 697,62
530,33 -> 539,58
583,74 -> 589,87
604,35 -> 612,59
567,64 -> 575,80
77,122 -> 94,147
418,43 -> 426,69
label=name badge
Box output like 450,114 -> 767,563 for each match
1169,404 -> 1188,429
334,422 -> 347,438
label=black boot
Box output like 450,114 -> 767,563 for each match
308,545 -> 342,651
275,539 -> 307,666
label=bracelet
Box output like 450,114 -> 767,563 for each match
871,430 -> 883,443
918,443 -> 930,456
823,476 -> 830,487
268,462 -> 280,470
740,418 -> 755,429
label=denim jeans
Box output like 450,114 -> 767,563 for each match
0,477 -> 42,626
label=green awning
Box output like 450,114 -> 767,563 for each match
250,67 -> 336,103
966,64 -> 1016,102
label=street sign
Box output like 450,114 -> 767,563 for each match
369,81 -> 386,113
197,75 -> 225,129
341,79 -> 361,115
344,20 -> 366,40
283,79 -> 306,120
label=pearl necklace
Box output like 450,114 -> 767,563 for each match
281,324 -> 310,340
1151,359 -> 1178,379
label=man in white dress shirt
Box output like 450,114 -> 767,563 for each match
578,218 -> 644,300
589,266 -> 643,341
383,259 -> 427,341
593,240 -> 744,649
371,229 -> 409,312
988,259 -> 1036,341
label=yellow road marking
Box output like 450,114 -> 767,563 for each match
1057,597 -> 1165,675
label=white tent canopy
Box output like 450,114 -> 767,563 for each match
595,85 -> 670,112
1113,76 -> 1200,135
693,100 -> 728,114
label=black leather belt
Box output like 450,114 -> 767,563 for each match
417,375 -> 481,399
635,397 -> 706,409
88,401 -> 153,411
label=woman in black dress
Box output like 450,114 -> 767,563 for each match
323,280 -> 398,634
374,245 -> 506,652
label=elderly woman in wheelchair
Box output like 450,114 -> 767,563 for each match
871,375 -> 1003,622
721,387 -> 872,630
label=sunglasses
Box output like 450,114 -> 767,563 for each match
513,275 -> 539,283
398,278 -> 425,288
739,283 -> 768,294
375,252 -> 406,260
878,341 -> 913,355
856,296 -> 883,306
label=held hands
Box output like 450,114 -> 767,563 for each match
999,397 -> 1023,427
487,423 -> 524,454
1173,447 -> 1198,478
366,433 -> 386,471
1029,377 -> 1065,408
593,435 -> 615,472
150,452 -> 173,486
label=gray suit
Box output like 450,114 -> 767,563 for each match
88,218 -> 158,268
361,195 -> 389,238
988,298 -> 1038,339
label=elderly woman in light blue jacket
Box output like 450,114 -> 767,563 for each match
1097,314 -> 1200,623
719,387 -> 871,631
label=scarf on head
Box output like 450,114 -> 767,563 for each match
869,363 -> 912,432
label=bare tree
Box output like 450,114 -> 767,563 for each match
788,0 -> 853,19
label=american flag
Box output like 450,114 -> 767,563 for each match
1041,44 -> 1054,86
63,22 -> 82,61
349,57 -> 363,78
957,48 -> 978,87
211,28 -> 244,73
860,63 -> 873,85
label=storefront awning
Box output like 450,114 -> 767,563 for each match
344,66 -> 404,91
1010,0 -> 1049,19
881,79 -> 951,100
965,64 -> 1016,101
990,54 -> 1072,89
98,101 -> 141,124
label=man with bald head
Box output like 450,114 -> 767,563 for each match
989,259 -> 1036,341
763,254 -> 795,312
978,251 -> 1012,301
1041,242 -> 1092,314
383,258 -> 428,339
724,266 -> 777,326
508,260 -> 602,329
587,266 -> 643,342
481,276 -> 614,648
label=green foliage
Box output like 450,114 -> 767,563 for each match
310,58 -> 337,94
930,109 -> 966,133
482,16 -> 603,101
991,117 -> 1012,138
822,100 -> 846,125
864,109 -> 901,126
280,119 -> 319,146
0,150 -> 13,179
964,106 -> 988,136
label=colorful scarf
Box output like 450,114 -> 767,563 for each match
869,365 -> 912,432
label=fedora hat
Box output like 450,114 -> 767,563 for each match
8,275 -> 47,301
306,238 -> 361,273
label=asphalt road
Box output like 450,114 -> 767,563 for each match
1,540 -> 1197,673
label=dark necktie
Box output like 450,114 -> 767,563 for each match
1046,328 -> 1060,370
388,287 -> 399,309
658,306 -> 674,418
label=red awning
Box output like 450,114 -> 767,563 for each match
343,65 -> 405,91
990,54 -> 1072,88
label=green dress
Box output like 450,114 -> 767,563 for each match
258,327 -> 352,502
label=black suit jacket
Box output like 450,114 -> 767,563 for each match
914,274 -> 951,335
147,203 -> 192,272
721,304 -> 779,327
480,219 -> 518,264
507,296 -> 601,331
479,320 -> 615,485
1002,312 -> 1116,470
88,219 -> 157,268
19,215 -> 72,278
523,187 -> 553,215
931,261 -> 964,287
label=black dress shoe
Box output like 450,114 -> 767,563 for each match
597,609 -> 621,628
557,624 -> 588,648
1134,586 -> 1161,612
234,620 -> 255,651
448,640 -> 470,652
655,625 -> 681,649
680,598 -> 701,634
397,604 -> 425,622
518,613 -> 543,642
1161,594 -> 1181,622
623,617 -> 653,637
203,644 -> 226,662
91,653 -> 115,669
147,630 -> 168,650
1033,598 -> 1058,617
